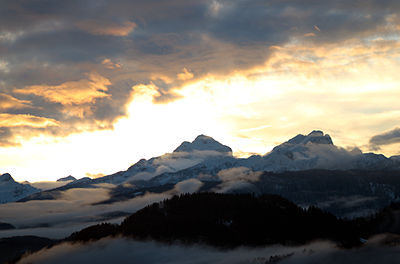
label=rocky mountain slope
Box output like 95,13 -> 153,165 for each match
0,173 -> 39,204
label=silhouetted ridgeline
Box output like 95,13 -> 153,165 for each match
7,193 -> 400,263
67,193 -> 362,247
0,236 -> 56,264
0,222 -> 15,230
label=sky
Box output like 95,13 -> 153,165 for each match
1,0 -> 400,182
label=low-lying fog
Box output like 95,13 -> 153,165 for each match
18,235 -> 400,264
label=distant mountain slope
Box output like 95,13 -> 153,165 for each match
0,173 -> 40,204
57,175 -> 77,182
255,169 -> 400,218
242,130 -> 399,171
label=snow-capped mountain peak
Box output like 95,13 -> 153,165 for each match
239,130 -> 400,172
173,134 -> 232,153
86,135 -> 235,185
287,130 -> 333,146
0,173 -> 40,204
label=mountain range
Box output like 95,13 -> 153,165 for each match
3,130 -> 400,217
62,130 -> 400,186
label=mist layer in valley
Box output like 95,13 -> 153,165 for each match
17,236 -> 400,264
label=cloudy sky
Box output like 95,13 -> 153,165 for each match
1,0 -> 400,181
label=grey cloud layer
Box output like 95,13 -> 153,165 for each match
1,0 -> 399,144
370,128 -> 400,149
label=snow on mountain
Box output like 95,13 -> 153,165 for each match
241,130 -> 399,172
0,173 -> 40,204
144,130 -> 358,186
143,155 -> 238,187
16,131 -> 400,204
353,153 -> 395,170
287,130 -> 333,145
96,131 -> 369,188
174,135 -> 232,153
58,131 -> 400,187
87,135 -> 234,186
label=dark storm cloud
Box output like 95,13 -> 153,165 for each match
1,0 -> 399,145
370,128 -> 400,150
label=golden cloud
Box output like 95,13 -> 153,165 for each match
62,104 -> 93,118
14,72 -> 111,105
304,32 -> 316,37
150,74 -> 174,84
102,58 -> 122,69
0,93 -> 31,110
0,113 -> 59,128
177,68 -> 194,81
77,20 -> 136,36
132,82 -> 183,104
246,37 -> 400,81
85,172 -> 105,178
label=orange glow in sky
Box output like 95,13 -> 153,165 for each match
1,2 -> 400,182
1,39 -> 400,182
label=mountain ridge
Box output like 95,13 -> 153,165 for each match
9,131 -> 400,205
0,173 -> 39,204
57,176 -> 77,182
174,134 -> 233,153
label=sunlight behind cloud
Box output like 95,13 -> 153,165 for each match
1,32 -> 400,181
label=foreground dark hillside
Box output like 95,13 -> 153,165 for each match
68,193 -> 362,248
7,193 -> 400,263
0,236 -> 56,264
122,193 -> 363,247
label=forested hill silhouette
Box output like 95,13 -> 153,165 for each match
7,193 -> 400,263
67,193 -> 363,247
